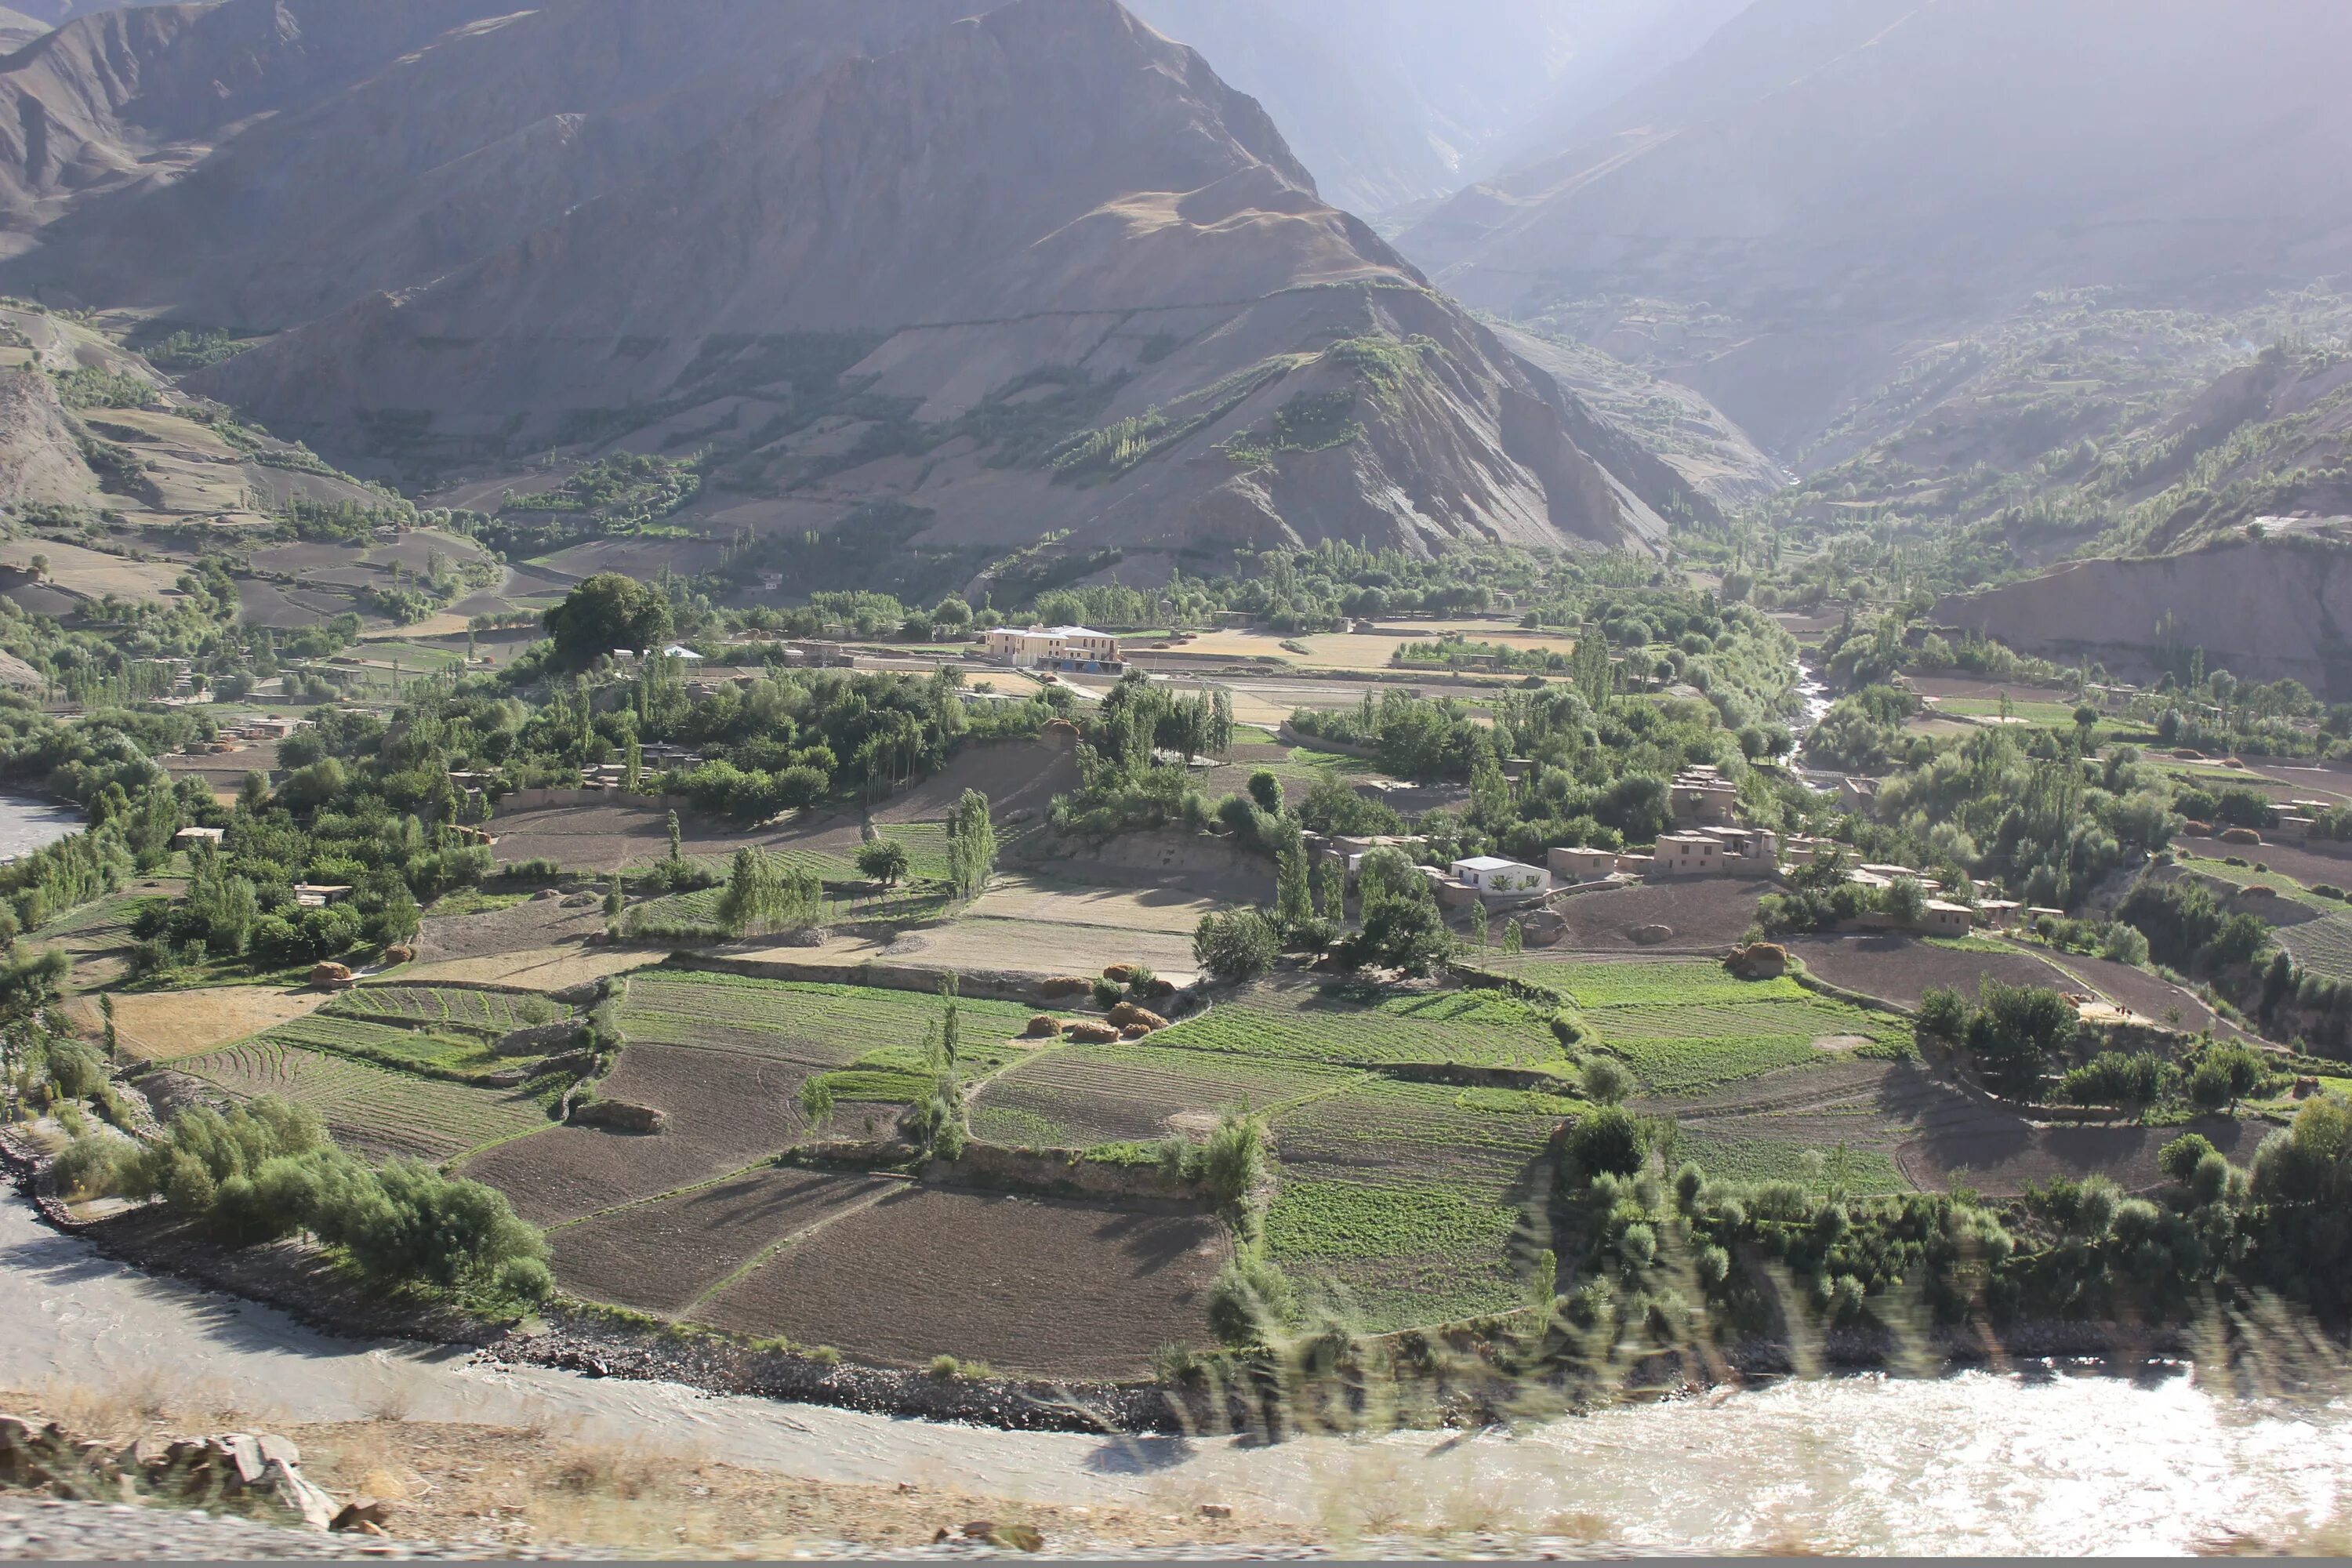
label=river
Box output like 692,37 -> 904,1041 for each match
4,1197 -> 2348,1552
0,793 -> 82,863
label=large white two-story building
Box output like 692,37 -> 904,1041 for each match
983,625 -> 1123,673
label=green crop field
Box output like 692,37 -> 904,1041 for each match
1673,1128 -> 1907,1195
181,1038 -> 551,1161
970,1043 -> 1356,1148
1265,1174 -> 1534,1331
331,985 -> 568,1036
615,973 -> 1033,1106
2278,911 -> 2352,980
1146,985 -> 1566,1071
258,1011 -> 511,1077
1271,1078 -> 1567,1186
1505,960 -> 1808,1008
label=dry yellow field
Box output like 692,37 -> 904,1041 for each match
0,539 -> 186,601
71,986 -> 329,1062
1172,622 -> 1577,672
399,945 -> 667,993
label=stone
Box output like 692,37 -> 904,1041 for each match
1632,924 -> 1675,946
331,1498 -> 392,1534
1198,1502 -> 1235,1519
570,1099 -> 667,1134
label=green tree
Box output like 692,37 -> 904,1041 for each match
542,573 -> 674,669
1316,856 -> 1346,922
666,810 -> 683,864
1274,840 -> 1312,932
1247,770 -> 1283,815
1581,1057 -> 1633,1105
800,1076 -> 836,1131
1501,917 -> 1523,956
946,789 -> 996,900
1469,897 -> 1490,950
1194,908 -> 1278,982
857,838 -> 911,887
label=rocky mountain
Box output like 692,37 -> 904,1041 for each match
0,0 -> 1680,577
1403,0 -> 2352,457
1121,0 -> 1751,222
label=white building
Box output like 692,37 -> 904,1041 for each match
1450,856 -> 1552,898
983,625 -> 1123,673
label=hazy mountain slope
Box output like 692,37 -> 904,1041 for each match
1404,0 -> 2352,455
146,0 -> 1665,567
1120,0 -> 1578,219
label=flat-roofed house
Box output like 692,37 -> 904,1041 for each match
1449,856 -> 1552,898
1653,832 -> 1725,877
983,626 -> 1123,673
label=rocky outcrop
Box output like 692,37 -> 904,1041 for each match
569,1098 -> 665,1134
1936,535 -> 2352,699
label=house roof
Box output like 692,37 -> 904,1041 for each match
1454,855 -> 1537,873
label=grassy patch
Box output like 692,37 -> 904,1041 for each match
1674,1129 -> 1907,1195
1149,985 -> 1566,1071
1265,1176 -> 1519,1262
426,888 -> 532,917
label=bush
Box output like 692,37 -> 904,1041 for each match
2159,1132 -> 2218,1183
1564,1105 -> 1651,1181
1206,1254 -> 1295,1347
1089,975 -> 1123,1008
1581,1057 -> 1634,1106
1193,908 -> 1279,982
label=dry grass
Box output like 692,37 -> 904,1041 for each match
1174,622 -> 1577,673
68,985 -> 329,1062
398,946 -> 665,993
0,1382 -> 1309,1555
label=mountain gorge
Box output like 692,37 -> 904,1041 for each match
1405,0 -> 2352,458
0,0 -> 1694,583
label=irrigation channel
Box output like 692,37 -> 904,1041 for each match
5,1196 -> 2349,1552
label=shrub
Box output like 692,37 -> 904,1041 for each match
1089,976 -> 1123,1008
1193,908 -> 1278,982
1564,1105 -> 1651,1181
1206,1254 -> 1295,1347
1581,1057 -> 1634,1106
2160,1132 -> 2218,1183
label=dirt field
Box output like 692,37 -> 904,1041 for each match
1541,880 -> 1766,953
488,800 -> 791,872
2175,833 -> 2352,891
459,1043 -> 808,1225
74,985 -> 328,1062
689,1186 -> 1226,1379
1166,622 -> 1577,674
2031,948 -> 2242,1037
398,945 -> 665,993
410,895 -> 608,965
1897,1112 -> 2261,1197
1784,935 -> 2081,1008
550,1167 -> 900,1316
869,739 -> 1082,826
0,538 -> 184,601
887,915 -> 1199,982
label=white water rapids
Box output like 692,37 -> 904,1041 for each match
5,1196 -> 2350,1552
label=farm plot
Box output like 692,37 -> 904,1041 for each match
1269,1079 -> 1565,1188
2031,950 -> 2240,1038
617,974 -> 1033,1069
176,1039 -> 550,1162
689,1187 -> 1227,1380
1673,1127 -> 1906,1196
409,895 -> 607,964
459,1042 -> 806,1225
2174,834 -> 2352,893
1146,982 -> 1567,1072
331,985 -> 567,1036
891,914 -> 1202,982
1526,960 -> 1910,1094
2278,910 -> 2352,981
256,1012 -> 509,1077
71,985 -> 326,1063
1896,1113 -> 2262,1198
550,1167 -> 898,1316
1541,880 -> 1766,953
969,1044 -> 1355,1149
1779,935 -> 2080,1009
1264,1174 -> 1534,1333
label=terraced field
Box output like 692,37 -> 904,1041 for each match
256,1012 -> 507,1077
1520,960 -> 1912,1094
2276,909 -> 2352,981
969,1044 -> 1354,1149
1145,984 -> 1566,1072
176,1039 -> 551,1162
615,974 -> 1033,1076
330,985 -> 568,1036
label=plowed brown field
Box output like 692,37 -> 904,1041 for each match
550,1167 -> 899,1315
690,1187 -> 1226,1379
459,1043 -> 805,1225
